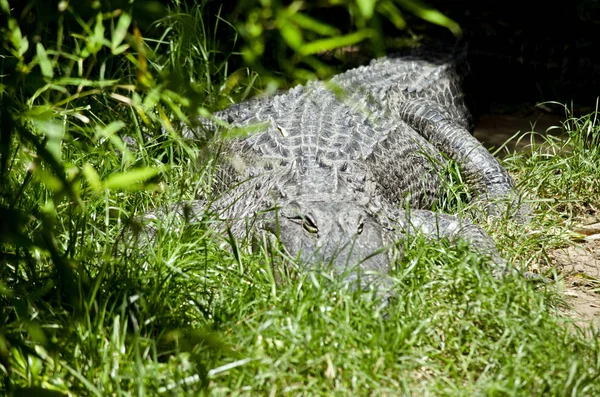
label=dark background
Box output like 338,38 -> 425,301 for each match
427,0 -> 599,115
217,0 -> 600,115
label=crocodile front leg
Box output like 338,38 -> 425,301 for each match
387,208 -> 509,277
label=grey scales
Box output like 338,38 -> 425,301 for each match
146,49 -> 531,288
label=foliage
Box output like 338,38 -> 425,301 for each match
1,0 -> 599,395
227,0 -> 461,83
505,101 -> 600,217
0,0 -> 232,393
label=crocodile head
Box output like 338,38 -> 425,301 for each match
260,199 -> 393,288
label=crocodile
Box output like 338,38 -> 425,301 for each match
145,49 -> 530,288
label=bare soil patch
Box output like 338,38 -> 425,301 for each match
549,221 -> 600,330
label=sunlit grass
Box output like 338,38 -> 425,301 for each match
2,1 -> 600,395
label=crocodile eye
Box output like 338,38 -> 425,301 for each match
357,220 -> 364,235
301,215 -> 319,234
285,209 -> 318,234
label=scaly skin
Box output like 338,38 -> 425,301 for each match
159,50 -> 530,286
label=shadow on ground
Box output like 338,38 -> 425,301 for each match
474,110 -> 564,152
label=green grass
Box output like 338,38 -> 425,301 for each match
2,2 -> 600,395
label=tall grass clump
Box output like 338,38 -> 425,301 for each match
506,101 -> 600,218
492,102 -> 600,269
0,0 -> 244,394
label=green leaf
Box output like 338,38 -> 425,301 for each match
26,323 -> 47,345
32,118 -> 65,162
142,86 -> 161,109
356,0 -> 377,18
34,168 -> 63,191
289,13 -> 340,36
0,280 -> 13,296
298,30 -> 375,56
53,77 -> 119,87
8,19 -> 29,57
85,13 -> 109,55
222,122 -> 271,140
8,19 -> 22,49
104,167 -> 164,190
0,0 -> 10,14
280,23 -> 304,50
219,69 -> 247,96
377,1 -> 406,29
111,12 -> 131,51
82,163 -> 102,194
93,13 -> 106,44
395,0 -> 461,35
96,120 -> 126,137
112,44 -> 130,55
36,43 -> 54,78
226,227 -> 243,274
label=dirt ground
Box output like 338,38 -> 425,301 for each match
475,111 -> 600,332
549,221 -> 600,330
